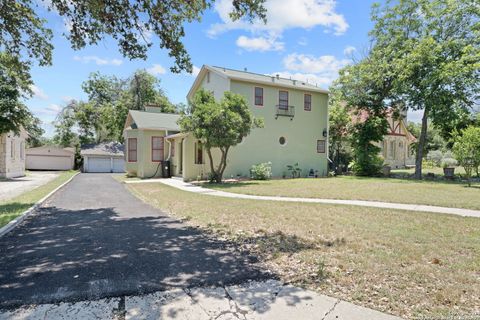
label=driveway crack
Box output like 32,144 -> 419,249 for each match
321,299 -> 340,320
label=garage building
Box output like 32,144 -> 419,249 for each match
26,146 -> 75,171
81,142 -> 125,173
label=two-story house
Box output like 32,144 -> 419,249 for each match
124,65 -> 329,181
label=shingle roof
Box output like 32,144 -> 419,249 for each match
128,110 -> 180,131
209,66 -> 329,93
80,141 -> 124,157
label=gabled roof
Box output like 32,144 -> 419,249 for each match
187,65 -> 329,100
80,142 -> 124,157
125,110 -> 181,131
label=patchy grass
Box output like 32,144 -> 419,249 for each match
0,171 -> 77,227
207,176 -> 480,210
127,182 -> 480,319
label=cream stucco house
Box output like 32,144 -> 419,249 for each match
378,112 -> 416,168
0,129 -> 28,178
124,65 -> 329,181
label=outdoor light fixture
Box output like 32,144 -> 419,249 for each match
323,129 -> 328,137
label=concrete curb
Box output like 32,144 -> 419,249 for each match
0,172 -> 80,238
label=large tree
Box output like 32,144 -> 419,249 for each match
369,0 -> 480,179
179,89 -> 263,183
1,0 -> 266,79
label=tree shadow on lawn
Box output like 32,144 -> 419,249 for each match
0,205 -> 277,309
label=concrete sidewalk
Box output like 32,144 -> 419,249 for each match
0,280 -> 402,320
127,178 -> 480,218
0,172 -> 59,202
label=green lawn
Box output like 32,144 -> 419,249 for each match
0,171 -> 77,227
207,175 -> 480,210
127,182 -> 480,319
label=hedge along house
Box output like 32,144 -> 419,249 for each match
124,66 -> 329,180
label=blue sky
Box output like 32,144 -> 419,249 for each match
28,0 -> 417,137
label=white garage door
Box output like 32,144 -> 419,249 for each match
87,157 -> 112,173
26,155 -> 73,170
112,158 -> 125,173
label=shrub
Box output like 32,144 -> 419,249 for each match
286,163 -> 302,178
441,158 -> 458,168
250,162 -> 272,180
453,126 -> 480,186
426,150 -> 443,166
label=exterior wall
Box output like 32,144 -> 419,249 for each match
124,128 -> 170,178
0,132 -> 26,178
26,147 -> 74,170
181,80 -> 329,181
199,70 -> 230,100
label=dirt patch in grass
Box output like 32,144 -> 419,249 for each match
128,182 -> 480,319
0,171 -> 77,227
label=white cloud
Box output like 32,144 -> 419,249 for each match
147,64 -> 167,76
30,85 -> 48,100
273,52 -> 352,87
61,96 -> 76,103
73,55 -> 123,66
190,65 -> 201,77
343,46 -> 356,56
284,53 -> 350,74
208,0 -> 348,37
236,35 -> 284,52
35,104 -> 62,117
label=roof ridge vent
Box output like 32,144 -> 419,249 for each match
276,74 -> 280,79
271,76 -> 275,82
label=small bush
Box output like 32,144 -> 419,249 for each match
250,162 -> 272,180
426,150 -> 443,166
441,158 -> 458,168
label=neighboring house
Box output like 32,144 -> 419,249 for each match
0,129 -> 28,178
378,111 -> 416,168
81,142 -> 125,173
26,146 -> 75,170
124,65 -> 329,180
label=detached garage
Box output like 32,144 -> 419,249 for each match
26,146 -> 75,170
81,142 -> 125,173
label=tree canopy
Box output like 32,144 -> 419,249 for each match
1,0 -> 266,81
333,0 -> 480,178
179,89 -> 263,183
54,69 -> 177,146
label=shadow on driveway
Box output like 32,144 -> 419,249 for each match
0,174 -> 272,309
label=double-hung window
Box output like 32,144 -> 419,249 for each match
128,138 -> 137,162
254,87 -> 263,106
152,136 -> 164,162
278,91 -> 289,110
304,94 -> 312,111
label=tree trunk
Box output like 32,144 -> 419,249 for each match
206,148 -> 216,182
414,108 -> 429,179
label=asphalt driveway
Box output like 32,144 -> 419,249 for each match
0,174 -> 269,309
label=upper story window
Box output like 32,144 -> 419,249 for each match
304,94 -> 312,111
20,141 -> 24,160
278,91 -> 289,110
152,136 -> 164,162
10,140 -> 14,159
254,87 -> 263,106
206,71 -> 210,83
128,138 -> 137,162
